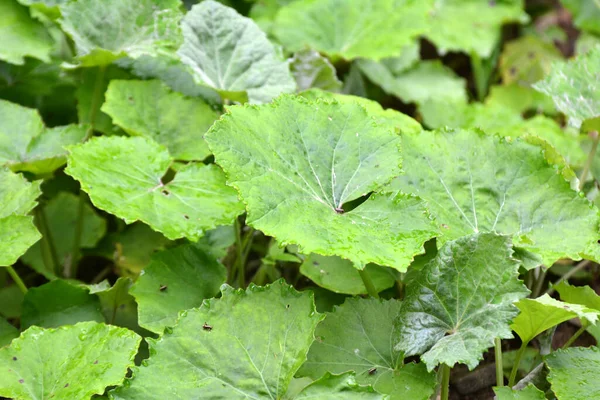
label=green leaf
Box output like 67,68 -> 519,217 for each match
15,0 -> 68,20
294,372 -> 383,399
494,384 -> 546,400
206,95 -> 437,271
555,281 -> 600,311
0,0 -> 53,65
192,224 -> 236,260
273,0 -> 432,61
130,244 -> 226,334
91,278 -> 149,335
392,128 -> 600,266
178,0 -> 296,104
102,80 -> 218,161
396,233 -> 529,371
299,88 -> 422,135
0,318 -> 18,348
65,136 -> 244,241
59,0 -> 182,66
22,192 -> 106,279
300,254 -> 395,295
21,279 -> 104,329
299,297 -> 437,399
110,280 -> 323,399
546,346 -> 600,400
357,60 -> 468,106
511,294 -> 600,344
499,36 -> 562,86
290,49 -> 342,92
486,84 -> 556,115
420,100 -> 523,132
0,286 -> 24,319
560,0 -> 600,36
0,168 -> 41,217
424,0 -> 528,57
0,321 -> 141,400
534,46 -> 600,130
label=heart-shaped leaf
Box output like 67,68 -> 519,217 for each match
206,95 -> 437,270
65,136 -> 244,240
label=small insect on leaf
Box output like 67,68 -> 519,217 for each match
368,367 -> 377,375
159,285 -> 168,292
203,323 -> 213,331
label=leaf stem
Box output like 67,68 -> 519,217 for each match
508,341 -> 528,387
495,337 -> 504,387
439,364 -> 451,400
6,266 -> 27,294
35,206 -> 61,276
238,227 -> 255,288
85,65 -> 107,140
579,130 -> 599,191
562,325 -> 586,349
545,260 -> 591,296
531,266 -> 548,298
358,269 -> 379,299
69,191 -> 86,278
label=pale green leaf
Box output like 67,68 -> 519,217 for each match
486,84 -> 556,115
494,384 -> 546,400
396,233 -> 529,371
273,0 -> 432,61
0,215 -> 41,266
0,318 -> 18,348
21,279 -> 104,329
0,0 -> 53,65
130,244 -> 226,334
65,136 -> 244,241
425,0 -> 528,57
391,128 -> 600,266
357,60 -> 467,106
546,346 -> 600,400
178,0 -> 296,103
295,372 -> 383,399
110,280 -> 323,399
511,294 -> 600,344
102,79 -> 219,161
15,0 -> 68,20
500,36 -> 562,86
59,0 -> 182,66
0,321 -> 141,400
534,46 -> 600,130
300,254 -> 395,295
206,95 -> 437,271
0,168 -> 41,217
290,49 -> 342,92
369,364 -> 436,400
22,192 -> 106,279
420,100 -> 522,132
561,0 -> 600,36
555,281 -> 600,311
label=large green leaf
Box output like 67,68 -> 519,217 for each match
102,80 -> 219,161
111,280 -> 323,399
294,372 -> 383,399
273,0 -> 432,61
300,254 -> 395,295
510,294 -> 600,344
555,281 -> 600,311
424,0 -> 528,57
177,0 -> 295,104
206,95 -> 437,271
59,0 -> 182,66
0,318 -> 18,348
534,46 -> 600,130
299,297 -> 436,399
499,36 -> 562,86
0,0 -> 53,65
290,50 -> 342,92
396,233 -> 529,371
546,346 -> 600,400
130,244 -> 226,334
0,168 -> 41,217
21,279 -> 104,329
494,385 -> 546,400
392,128 -> 600,266
357,60 -> 467,106
0,321 -> 141,400
22,192 -> 106,279
65,136 -> 244,241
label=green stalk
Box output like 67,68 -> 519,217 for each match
358,269 -> 379,299
35,207 -> 60,276
531,266 -> 548,298
471,52 -> 487,101
546,260 -> 591,296
562,325 -> 586,349
231,218 -> 243,284
439,364 -> 451,400
6,266 -> 27,294
508,341 -> 528,387
238,228 -> 255,288
495,338 -> 504,387
579,131 -> 599,191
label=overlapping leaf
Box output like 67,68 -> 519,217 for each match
273,0 -> 433,61
396,233 -> 529,371
111,280 -> 323,399
130,244 -> 226,334
494,385 -> 546,400
499,36 -> 562,85
178,0 -> 296,103
561,0 -> 600,36
59,0 -> 182,66
0,318 -> 17,348
546,346 -> 600,400
534,46 -> 600,130
290,50 -> 342,92
65,136 -> 244,240
0,322 -> 141,400
294,372 -> 383,399
392,128 -> 600,266
206,95 -> 437,271
102,79 -> 219,160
